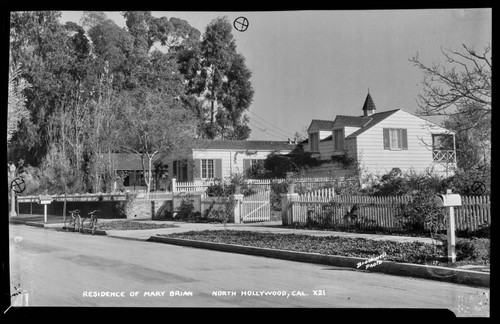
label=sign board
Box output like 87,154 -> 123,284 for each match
39,195 -> 53,204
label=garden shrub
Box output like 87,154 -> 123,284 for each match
206,179 -> 232,197
202,196 -> 236,227
447,237 -> 490,263
175,195 -> 196,220
270,181 -> 287,211
456,224 -> 490,239
396,192 -> 445,235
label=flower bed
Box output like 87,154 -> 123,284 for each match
96,220 -> 176,231
161,230 -> 489,268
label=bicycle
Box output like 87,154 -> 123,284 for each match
65,209 -> 81,232
81,209 -> 100,235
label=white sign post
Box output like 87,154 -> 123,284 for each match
39,195 -> 53,223
434,189 -> 462,263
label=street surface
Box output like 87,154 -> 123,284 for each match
8,224 -> 489,315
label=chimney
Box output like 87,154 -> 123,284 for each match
362,92 -> 377,117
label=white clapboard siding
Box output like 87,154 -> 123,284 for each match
355,110 -> 456,176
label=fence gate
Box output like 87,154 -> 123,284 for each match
241,192 -> 271,223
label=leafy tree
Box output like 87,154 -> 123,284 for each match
113,87 -> 197,194
9,11 -> 73,166
80,11 -> 108,31
88,18 -> 135,90
122,11 -> 201,52
8,62 -> 31,143
410,44 -> 491,171
177,16 -> 254,140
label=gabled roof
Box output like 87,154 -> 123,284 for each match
332,115 -> 371,128
307,119 -> 335,132
191,139 -> 295,151
345,109 -> 400,139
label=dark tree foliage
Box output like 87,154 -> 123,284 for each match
176,16 -> 254,140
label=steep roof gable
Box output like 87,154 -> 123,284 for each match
332,115 -> 370,128
345,109 -> 400,138
307,119 -> 335,132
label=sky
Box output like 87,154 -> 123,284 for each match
59,9 -> 492,141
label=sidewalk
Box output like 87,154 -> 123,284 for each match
10,214 -> 438,244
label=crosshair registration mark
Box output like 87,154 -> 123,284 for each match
471,181 -> 486,195
233,17 -> 249,32
11,178 -> 26,194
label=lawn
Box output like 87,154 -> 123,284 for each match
160,230 -> 490,268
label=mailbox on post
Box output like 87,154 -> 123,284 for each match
434,193 -> 462,207
435,189 -> 462,263
38,195 -> 53,223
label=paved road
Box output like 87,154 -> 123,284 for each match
8,224 -> 489,316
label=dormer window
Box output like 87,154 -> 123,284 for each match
309,133 -> 319,152
333,129 -> 344,151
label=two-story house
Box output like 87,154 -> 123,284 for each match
304,93 -> 457,178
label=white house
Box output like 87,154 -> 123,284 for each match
304,93 -> 457,177
159,139 -> 295,182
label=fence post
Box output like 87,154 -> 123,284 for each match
281,193 -> 298,225
232,194 -> 244,223
171,177 -> 177,193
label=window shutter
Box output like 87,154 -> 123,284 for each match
193,159 -> 201,180
340,129 -> 345,150
214,159 -> 222,179
173,161 -> 178,178
243,159 -> 251,172
401,129 -> 408,150
383,128 -> 390,150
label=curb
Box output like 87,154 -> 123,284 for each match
148,236 -> 489,288
59,227 -> 107,236
10,221 -> 106,235
9,220 -> 45,227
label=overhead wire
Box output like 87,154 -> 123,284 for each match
248,120 -> 290,140
247,110 -> 295,138
247,116 -> 294,140
248,120 -> 289,141
248,118 -> 291,139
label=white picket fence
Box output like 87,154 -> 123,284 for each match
287,195 -> 491,231
297,187 -> 335,202
173,177 -> 357,194
241,191 -> 271,223
135,192 -> 173,200
173,179 -> 217,193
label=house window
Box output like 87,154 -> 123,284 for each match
123,172 -> 130,186
201,159 -> 214,179
249,159 -> 261,168
309,133 -> 319,152
383,128 -> 408,150
333,129 -> 344,151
